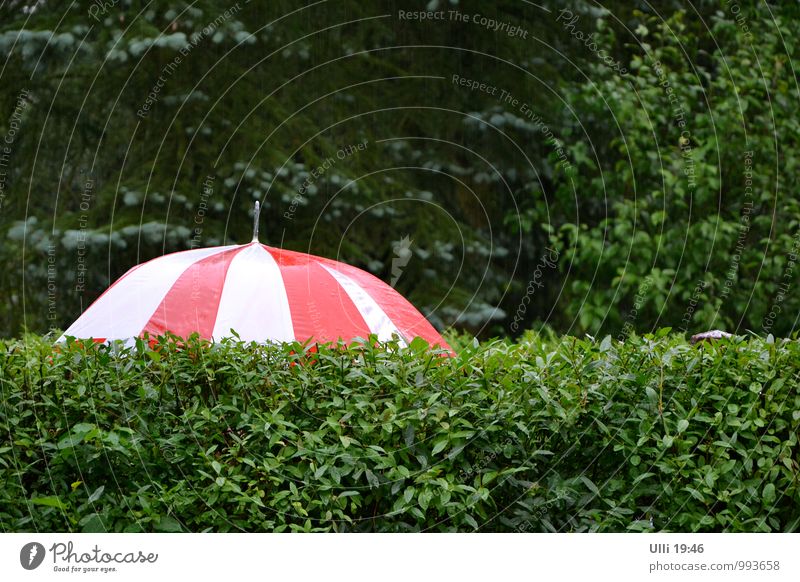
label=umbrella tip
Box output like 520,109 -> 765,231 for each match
251,200 -> 261,243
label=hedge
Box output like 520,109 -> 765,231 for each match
0,331 -> 798,532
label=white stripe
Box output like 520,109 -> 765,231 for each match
319,263 -> 406,345
211,244 -> 295,342
59,245 -> 238,342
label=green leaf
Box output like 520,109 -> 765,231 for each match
763,483 -> 776,504
31,496 -> 67,510
419,489 -> 433,511
482,471 -> 498,486
633,472 -> 655,485
88,486 -> 105,503
426,392 -> 442,406
80,513 -> 107,533
155,516 -> 183,532
365,469 -> 379,489
580,476 -> 601,497
677,419 -> 689,433
431,438 -> 448,456
403,424 -> 415,447
685,487 -> 705,502
409,337 -> 430,353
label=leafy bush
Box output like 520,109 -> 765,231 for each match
8,2 -> 800,339
1,331 -> 798,532
540,5 -> 800,337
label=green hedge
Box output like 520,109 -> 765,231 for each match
1,331 -> 798,532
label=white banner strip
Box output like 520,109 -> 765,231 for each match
2,533 -> 798,581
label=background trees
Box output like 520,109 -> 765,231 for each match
1,1 -> 798,340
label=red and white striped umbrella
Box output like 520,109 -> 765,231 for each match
59,205 -> 450,352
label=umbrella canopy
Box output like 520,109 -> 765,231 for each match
58,240 -> 451,352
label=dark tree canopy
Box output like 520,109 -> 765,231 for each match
1,1 -> 799,340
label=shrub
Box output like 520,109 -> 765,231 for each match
0,331 -> 798,532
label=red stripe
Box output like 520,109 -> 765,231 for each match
141,246 -> 245,340
266,245 -> 452,352
264,246 -> 372,343
74,245 -> 239,319
319,257 -> 452,352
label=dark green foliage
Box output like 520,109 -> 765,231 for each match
4,2 -> 800,339
545,6 -> 800,337
1,332 -> 798,532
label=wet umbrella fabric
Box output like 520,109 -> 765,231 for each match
58,242 -> 451,352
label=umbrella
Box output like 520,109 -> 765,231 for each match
58,202 -> 451,352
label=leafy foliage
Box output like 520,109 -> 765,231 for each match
4,2 -> 800,339
1,332 -> 798,532
0,0 -> 554,336
544,5 -> 800,337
